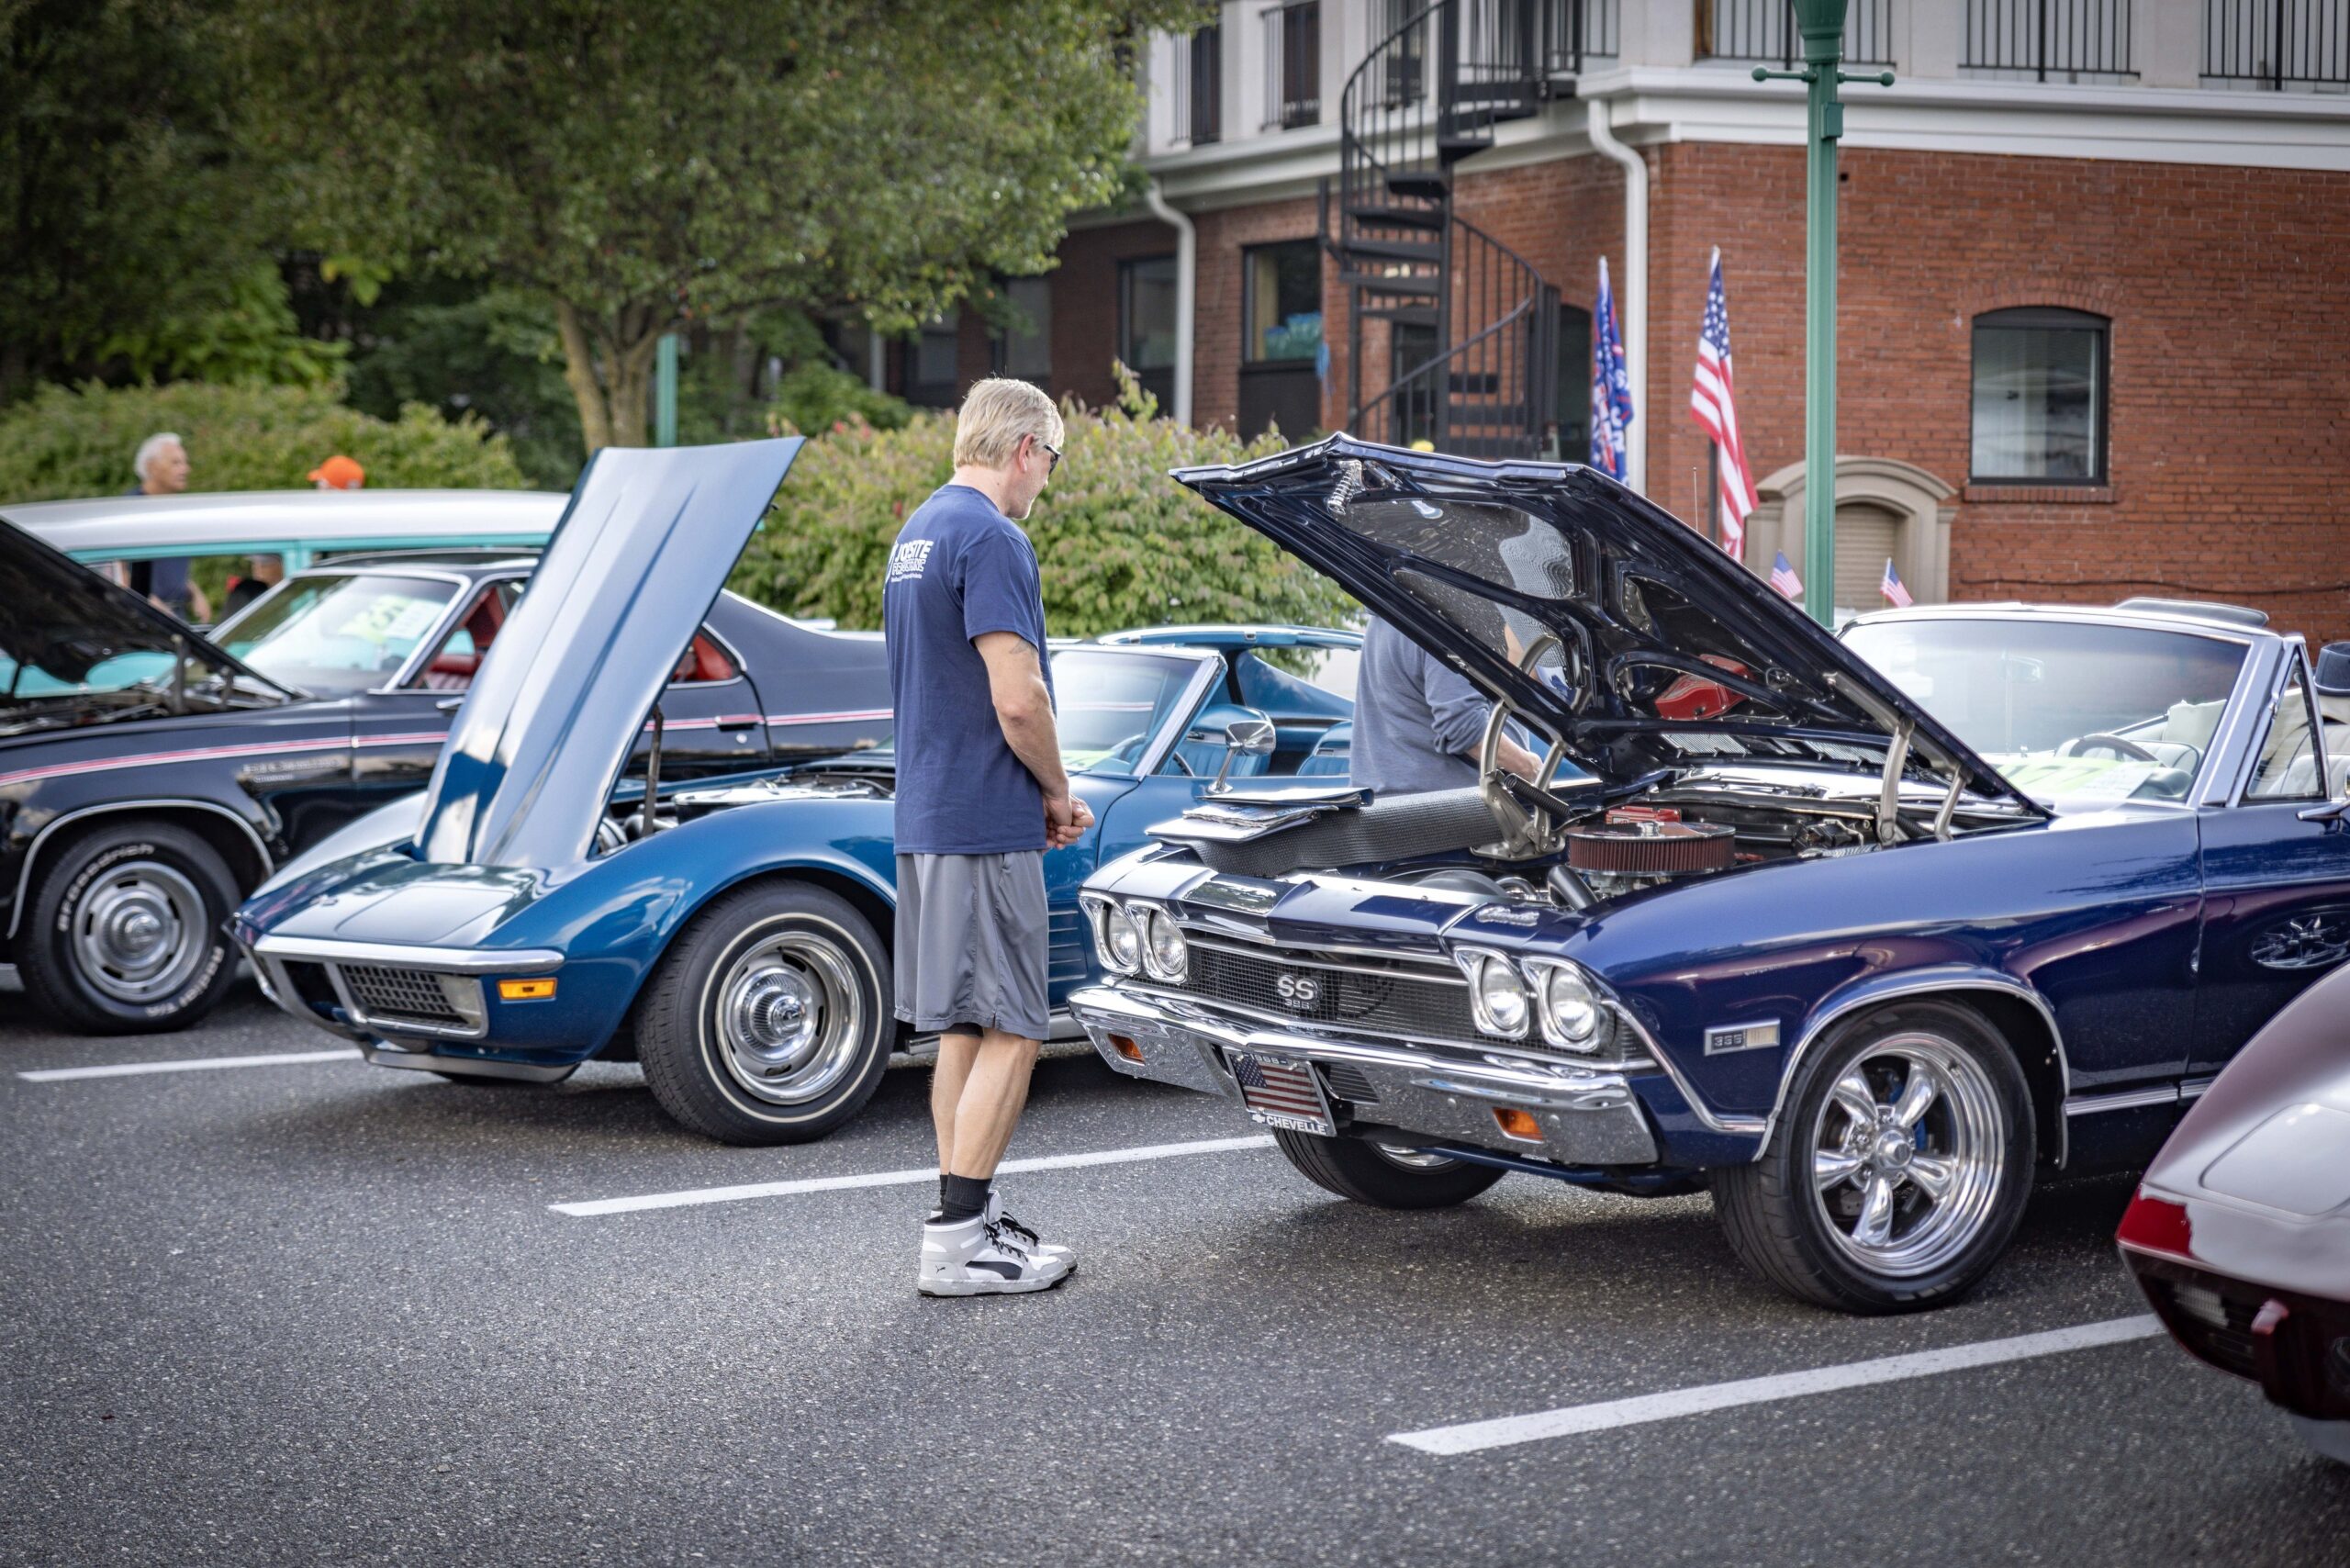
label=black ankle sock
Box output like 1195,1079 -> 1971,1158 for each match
937,1173 -> 990,1225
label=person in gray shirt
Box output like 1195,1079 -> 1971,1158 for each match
1351,615 -> 1541,796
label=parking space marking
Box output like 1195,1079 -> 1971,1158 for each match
17,1048 -> 364,1082
551,1133 -> 1276,1217
1388,1315 -> 2164,1456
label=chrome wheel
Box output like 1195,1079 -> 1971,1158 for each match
70,859 -> 208,1006
1808,1032 -> 2006,1278
1370,1141 -> 1458,1170
711,929 -> 868,1106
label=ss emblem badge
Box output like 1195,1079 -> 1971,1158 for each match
1274,970 -> 1320,1008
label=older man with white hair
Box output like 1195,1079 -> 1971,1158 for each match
121,432 -> 207,622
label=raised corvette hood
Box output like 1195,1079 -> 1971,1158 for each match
414,438 -> 803,868
0,514 -> 279,696
1175,437 -> 2031,810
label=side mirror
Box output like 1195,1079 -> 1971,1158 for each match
1205,712 -> 1277,793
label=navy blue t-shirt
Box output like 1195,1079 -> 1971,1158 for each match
883,485 -> 1055,854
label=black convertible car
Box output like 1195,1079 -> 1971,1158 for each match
1,515 -> 889,1035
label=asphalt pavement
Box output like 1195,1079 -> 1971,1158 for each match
5,980 -> 2347,1567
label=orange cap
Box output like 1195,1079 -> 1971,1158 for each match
309,454 -> 365,489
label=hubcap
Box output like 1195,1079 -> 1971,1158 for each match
1371,1141 -> 1457,1171
1807,1033 -> 2005,1278
71,860 -> 209,1005
712,929 -> 867,1106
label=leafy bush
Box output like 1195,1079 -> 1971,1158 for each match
766,363 -> 913,436
731,370 -> 1355,638
0,381 -> 527,503
341,284 -> 586,491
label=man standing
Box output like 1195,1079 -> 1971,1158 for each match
122,432 -> 209,623
1349,614 -> 1541,797
884,377 -> 1090,1297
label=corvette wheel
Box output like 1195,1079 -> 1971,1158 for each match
1715,1002 -> 2034,1315
1271,1127 -> 1506,1209
636,880 -> 891,1146
17,821 -> 241,1036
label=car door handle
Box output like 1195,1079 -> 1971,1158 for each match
2298,800 -> 2349,823
436,697 -> 465,711
713,715 -> 764,732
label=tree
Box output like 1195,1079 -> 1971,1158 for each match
235,0 -> 1204,453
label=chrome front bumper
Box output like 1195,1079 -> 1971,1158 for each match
1069,983 -> 1660,1166
241,932 -> 573,1081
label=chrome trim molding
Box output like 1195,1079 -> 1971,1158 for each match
1118,979 -> 1654,1073
2062,1084 -> 2180,1117
1183,932 -> 1468,986
250,935 -> 564,973
1137,653 -> 1236,780
2178,1075 -> 2218,1102
7,798 -> 276,941
1607,1003 -> 1769,1139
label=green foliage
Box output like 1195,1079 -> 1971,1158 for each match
731,369 -> 1354,639
341,283 -> 585,490
767,364 -> 913,438
0,381 -> 525,503
95,261 -> 346,388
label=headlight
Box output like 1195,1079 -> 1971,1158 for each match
1102,903 -> 1143,974
1533,960 -> 1603,1050
1137,906 -> 1188,980
1458,949 -> 1531,1038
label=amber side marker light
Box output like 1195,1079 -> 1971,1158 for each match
498,979 -> 557,1002
1493,1106 -> 1542,1143
1109,1034 -> 1145,1063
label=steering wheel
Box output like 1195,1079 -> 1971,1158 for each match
2066,733 -> 2158,763
1479,634 -> 1575,856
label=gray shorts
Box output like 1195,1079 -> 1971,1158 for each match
893,851 -> 1050,1042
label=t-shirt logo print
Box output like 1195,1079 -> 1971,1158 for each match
887,539 -> 936,584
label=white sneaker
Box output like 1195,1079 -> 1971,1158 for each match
987,1189 -> 1076,1272
918,1215 -> 1071,1296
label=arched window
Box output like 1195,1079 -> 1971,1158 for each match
1970,307 -> 2108,484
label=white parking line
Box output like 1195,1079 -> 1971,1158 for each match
1388,1315 -> 2165,1456
17,1048 -> 364,1083
552,1133 -> 1276,1217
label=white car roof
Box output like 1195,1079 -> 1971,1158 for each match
1,489 -> 567,559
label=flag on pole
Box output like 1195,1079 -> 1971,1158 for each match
1689,248 -> 1758,559
1770,551 -> 1804,599
1880,557 -> 1914,608
1591,257 -> 1634,482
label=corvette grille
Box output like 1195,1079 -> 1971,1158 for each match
340,965 -> 470,1029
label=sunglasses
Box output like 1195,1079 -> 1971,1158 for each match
1035,438 -> 1061,476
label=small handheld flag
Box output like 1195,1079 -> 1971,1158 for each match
1770,551 -> 1804,599
1591,258 -> 1634,482
1880,557 -> 1914,608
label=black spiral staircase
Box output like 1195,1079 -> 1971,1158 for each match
1322,1 -> 1580,459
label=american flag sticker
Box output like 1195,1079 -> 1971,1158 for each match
1227,1051 -> 1337,1137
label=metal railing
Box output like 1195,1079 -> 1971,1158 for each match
1172,23 -> 1222,145
1261,2 -> 1322,130
1697,0 -> 1893,68
2203,0 -> 2350,89
1962,0 -> 2134,81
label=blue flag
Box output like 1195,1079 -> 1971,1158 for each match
1591,256 -> 1634,481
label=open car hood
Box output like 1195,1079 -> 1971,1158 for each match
413,438 -> 803,868
0,514 -> 283,703
1174,437 -> 2038,812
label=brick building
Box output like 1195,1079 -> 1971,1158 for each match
870,2 -> 2350,640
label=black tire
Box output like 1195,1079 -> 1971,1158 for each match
1272,1127 -> 1507,1209
1714,1002 -> 2036,1315
16,821 -> 242,1035
635,879 -> 891,1146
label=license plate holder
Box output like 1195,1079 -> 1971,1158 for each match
1225,1048 -> 1337,1137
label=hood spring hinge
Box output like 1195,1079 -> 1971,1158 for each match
1876,717 -> 1913,846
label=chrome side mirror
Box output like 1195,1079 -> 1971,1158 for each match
1209,714 -> 1277,793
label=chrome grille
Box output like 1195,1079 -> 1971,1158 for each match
340,965 -> 465,1026
2150,1275 -> 2262,1380
1156,939 -> 1507,1047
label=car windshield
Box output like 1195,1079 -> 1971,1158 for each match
214,572 -> 459,695
1052,648 -> 1205,776
1841,617 -> 2248,802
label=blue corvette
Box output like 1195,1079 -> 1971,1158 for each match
1070,437 -> 2350,1314
231,439 -> 1358,1145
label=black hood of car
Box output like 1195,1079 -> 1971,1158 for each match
1174,437 -> 2035,811
0,514 -> 284,702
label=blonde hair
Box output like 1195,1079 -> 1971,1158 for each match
953,377 -> 1063,469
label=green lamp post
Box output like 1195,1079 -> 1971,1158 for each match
1752,0 -> 1892,628
655,332 -> 680,448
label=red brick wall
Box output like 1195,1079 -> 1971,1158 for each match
1644,141 -> 2350,644
1187,197 -> 1325,432
1045,218 -> 1182,411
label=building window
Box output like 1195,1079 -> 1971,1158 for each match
1119,255 -> 1179,410
994,277 -> 1051,381
2203,0 -> 2350,92
1186,24 -> 1222,145
1697,0 -> 1891,68
1262,2 -> 1320,129
1244,241 -> 1322,364
1960,0 -> 2134,84
909,311 -> 961,409
1970,307 -> 2107,484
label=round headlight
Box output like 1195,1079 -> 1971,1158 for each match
1141,908 -> 1188,979
1540,964 -> 1601,1047
1102,903 -> 1143,973
1473,957 -> 1531,1037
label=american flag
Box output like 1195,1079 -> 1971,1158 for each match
1881,557 -> 1914,608
1689,248 -> 1758,559
1230,1052 -> 1329,1126
1590,257 -> 1634,482
1770,551 -> 1804,600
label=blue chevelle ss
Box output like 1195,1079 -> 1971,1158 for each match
1070,436 -> 2350,1314
231,438 -> 1359,1145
